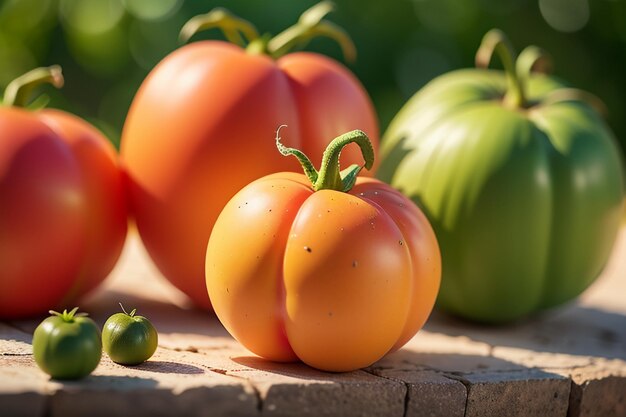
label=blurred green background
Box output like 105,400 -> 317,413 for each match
1,0 -> 625,156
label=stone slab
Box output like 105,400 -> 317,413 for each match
1,227 -> 626,416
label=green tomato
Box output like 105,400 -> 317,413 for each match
32,307 -> 102,380
379,30 -> 624,323
102,304 -> 158,365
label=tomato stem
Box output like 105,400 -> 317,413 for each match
179,7 -> 259,46
2,66 -> 63,108
266,1 -> 356,62
276,126 -> 374,192
119,302 -> 138,317
180,2 -> 356,62
476,29 -> 525,108
119,302 -> 129,315
275,125 -> 318,184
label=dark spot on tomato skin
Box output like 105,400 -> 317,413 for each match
352,260 -> 358,267
399,240 -> 403,246
304,246 -> 312,253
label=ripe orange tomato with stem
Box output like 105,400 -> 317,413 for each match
206,127 -> 440,372
0,67 -> 127,319
121,2 -> 379,310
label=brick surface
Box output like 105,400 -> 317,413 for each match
1,228 -> 626,416
370,369 -> 466,417
461,370 -> 570,417
568,375 -> 626,417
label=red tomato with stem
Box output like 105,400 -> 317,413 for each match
121,2 -> 379,309
0,66 -> 127,318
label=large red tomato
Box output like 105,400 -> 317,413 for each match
121,3 -> 379,309
0,66 -> 127,319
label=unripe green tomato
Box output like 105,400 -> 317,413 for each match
379,30 -> 624,322
102,305 -> 158,365
32,308 -> 102,380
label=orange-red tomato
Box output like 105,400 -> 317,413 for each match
0,67 -> 127,319
206,131 -> 439,372
121,5 -> 379,310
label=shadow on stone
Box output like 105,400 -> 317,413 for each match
82,289 -> 232,339
131,360 -> 205,375
231,355 -> 356,380
55,374 -> 159,389
426,304 -> 626,361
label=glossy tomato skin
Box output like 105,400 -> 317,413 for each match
122,42 -> 379,310
39,110 -> 127,300
32,314 -> 102,380
0,107 -> 127,319
206,173 -> 440,372
0,108 -> 87,318
380,69 -> 624,322
102,312 -> 158,365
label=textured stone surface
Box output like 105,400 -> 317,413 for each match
461,370 -> 571,417
1,228 -> 626,416
370,369 -> 466,417
568,375 -> 626,417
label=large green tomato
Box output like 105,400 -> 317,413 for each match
379,30 -> 624,322
32,308 -> 102,379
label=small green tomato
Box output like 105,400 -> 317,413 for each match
102,303 -> 158,365
32,307 -> 102,380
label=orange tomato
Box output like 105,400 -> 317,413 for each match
206,130 -> 439,372
0,67 -> 127,319
121,3 -> 379,310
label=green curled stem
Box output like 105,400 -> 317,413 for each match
180,2 -> 356,62
516,46 -> 551,78
276,126 -> 374,192
516,45 -> 552,102
476,29 -> 525,108
267,2 -> 356,62
275,125 -> 319,184
2,65 -> 63,108
476,29 -> 604,115
179,7 -> 259,45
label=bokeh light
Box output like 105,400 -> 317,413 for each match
539,0 -> 590,33
122,0 -> 182,22
0,0 -> 623,162
59,0 -> 125,35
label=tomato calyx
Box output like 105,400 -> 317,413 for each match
48,307 -> 88,323
118,302 -> 137,318
476,29 -> 606,115
180,1 -> 356,63
475,29 -> 533,109
179,7 -> 259,48
2,65 -> 63,109
275,125 -> 374,192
